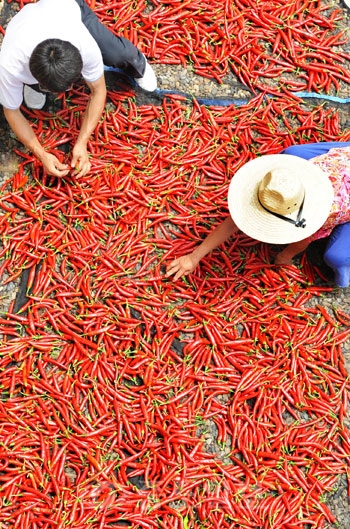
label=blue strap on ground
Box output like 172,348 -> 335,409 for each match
104,66 -> 249,105
294,91 -> 350,103
104,66 -> 350,105
157,89 -> 350,105
155,88 -> 249,106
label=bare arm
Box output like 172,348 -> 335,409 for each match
274,237 -> 312,265
71,74 -> 107,177
4,107 -> 70,178
166,216 -> 238,280
166,215 -> 313,279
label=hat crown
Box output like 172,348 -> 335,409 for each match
258,168 -> 304,216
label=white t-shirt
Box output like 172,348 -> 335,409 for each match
0,0 -> 104,109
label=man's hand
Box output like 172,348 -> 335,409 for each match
71,142 -> 91,178
166,254 -> 199,281
40,151 -> 70,178
68,75 -> 106,178
69,75 -> 106,177
4,107 -> 71,177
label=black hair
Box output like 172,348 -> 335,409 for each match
29,39 -> 83,93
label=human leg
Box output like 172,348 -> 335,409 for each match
281,142 -> 350,160
74,0 -> 157,90
324,222 -> 350,287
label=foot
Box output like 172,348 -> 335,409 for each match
134,57 -> 157,92
23,85 -> 46,109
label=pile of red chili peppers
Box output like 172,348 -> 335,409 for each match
89,0 -> 350,94
0,1 -> 350,528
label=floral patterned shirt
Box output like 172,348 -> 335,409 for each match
310,147 -> 350,240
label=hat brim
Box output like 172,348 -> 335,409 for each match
228,154 -> 334,244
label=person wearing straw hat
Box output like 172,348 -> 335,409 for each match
166,142 -> 350,287
0,0 -> 157,179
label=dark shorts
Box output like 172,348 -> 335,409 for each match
75,0 -> 145,78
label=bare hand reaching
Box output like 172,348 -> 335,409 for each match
165,218 -> 237,280
166,254 -> 199,281
40,151 -> 70,178
71,143 -> 91,177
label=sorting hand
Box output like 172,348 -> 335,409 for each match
166,254 -> 199,281
71,143 -> 91,177
41,151 -> 70,178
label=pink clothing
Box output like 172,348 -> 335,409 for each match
310,147 -> 350,240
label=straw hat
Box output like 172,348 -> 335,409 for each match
227,154 -> 334,244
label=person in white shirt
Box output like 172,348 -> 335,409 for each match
0,0 -> 157,178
